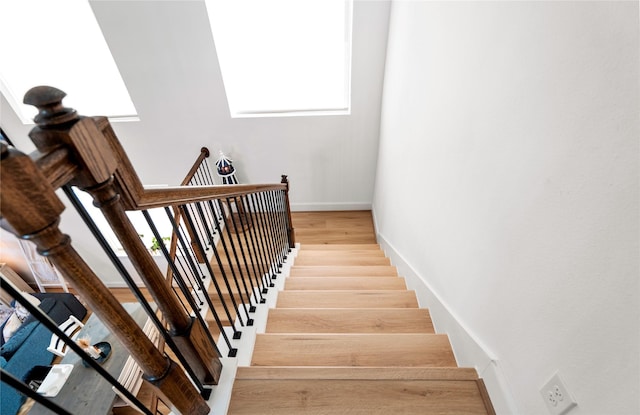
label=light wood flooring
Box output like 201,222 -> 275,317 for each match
291,210 -> 377,244
227,211 -> 495,414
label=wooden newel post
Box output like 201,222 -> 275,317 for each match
281,175 -> 296,248
22,87 -> 222,388
0,142 -> 209,415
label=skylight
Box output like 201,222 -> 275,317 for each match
205,0 -> 352,117
0,0 -> 137,124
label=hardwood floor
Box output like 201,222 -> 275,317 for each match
291,210 -> 377,244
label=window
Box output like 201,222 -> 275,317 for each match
0,0 -> 137,124
205,0 -> 352,117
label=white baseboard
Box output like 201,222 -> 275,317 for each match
374,227 -> 520,415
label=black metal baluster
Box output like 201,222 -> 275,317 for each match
278,189 -> 293,252
193,202 -> 247,327
203,158 -> 216,186
233,197 -> 268,294
185,203 -> 243,330
250,193 -> 276,282
232,196 -> 266,296
200,197 -> 218,241
193,202 -> 210,246
216,199 -> 259,310
145,210 -> 230,357
268,190 -> 286,270
209,199 -> 254,319
186,203 -> 211,249
193,200 -> 216,252
150,211 -> 205,310
225,197 -> 265,304
259,191 -> 280,278
243,194 -> 273,288
63,187 -> 207,394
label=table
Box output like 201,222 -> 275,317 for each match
29,303 -> 147,415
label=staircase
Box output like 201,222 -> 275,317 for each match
227,243 -> 495,414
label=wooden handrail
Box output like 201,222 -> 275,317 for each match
93,115 -> 287,210
181,147 -> 210,186
138,183 -> 286,209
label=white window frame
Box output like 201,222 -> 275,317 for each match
205,0 -> 353,118
0,0 -> 138,125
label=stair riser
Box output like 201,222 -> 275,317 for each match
284,277 -> 407,291
296,250 -> 387,258
289,266 -> 398,277
294,257 -> 391,266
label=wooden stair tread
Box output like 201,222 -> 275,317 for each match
276,290 -> 419,308
251,334 -> 457,367
293,229 -> 376,245
300,244 -> 380,250
228,378 -> 492,415
235,366 -> 478,380
265,308 -> 434,333
225,213 -> 495,414
289,265 -> 399,277
296,250 -> 387,258
284,276 -> 407,291
293,255 -> 390,266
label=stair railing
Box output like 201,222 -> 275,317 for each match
0,86 -> 295,415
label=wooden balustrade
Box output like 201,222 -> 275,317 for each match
1,85 -> 297,414
0,86 -> 216,414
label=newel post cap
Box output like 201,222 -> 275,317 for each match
23,86 -> 78,126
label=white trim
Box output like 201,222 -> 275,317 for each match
231,108 -> 350,119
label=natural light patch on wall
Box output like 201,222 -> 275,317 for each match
205,0 -> 352,117
0,0 -> 137,124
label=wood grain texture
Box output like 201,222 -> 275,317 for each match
284,276 -> 407,291
227,215 -> 495,414
229,379 -> 490,415
265,308 -> 434,334
296,249 -> 387,258
294,255 -> 391,266
291,211 -> 376,245
251,334 -> 457,367
300,244 -> 380,250
289,265 -> 399,277
276,290 -> 419,308
235,366 -> 479,380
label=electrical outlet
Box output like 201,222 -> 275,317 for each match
540,372 -> 577,415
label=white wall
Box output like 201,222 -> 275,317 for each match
89,0 -> 390,210
373,1 -> 639,414
0,1 -> 391,284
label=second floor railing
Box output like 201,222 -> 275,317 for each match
0,86 -> 296,415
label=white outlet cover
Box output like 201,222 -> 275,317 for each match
540,372 -> 578,415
